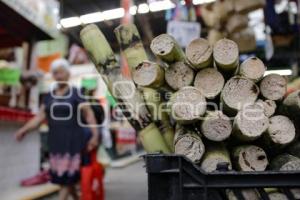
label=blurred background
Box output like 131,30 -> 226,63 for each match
0,0 -> 299,199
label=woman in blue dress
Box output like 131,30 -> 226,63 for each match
15,59 -> 99,200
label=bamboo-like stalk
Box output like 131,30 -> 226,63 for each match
232,104 -> 269,141
221,76 -> 259,116
165,61 -> 195,91
194,68 -> 225,99
270,154 -> 300,171
132,61 -> 165,88
232,145 -> 268,171
150,34 -> 185,64
174,124 -> 205,164
170,87 -> 206,124
256,99 -> 277,117
260,74 -> 287,101
80,24 -> 170,153
141,87 -> 174,152
264,115 -> 296,148
201,111 -> 232,142
114,24 -> 148,71
185,38 -> 213,70
200,143 -> 232,172
239,57 -> 266,83
213,38 -> 239,72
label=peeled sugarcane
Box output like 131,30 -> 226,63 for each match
114,24 -> 148,71
200,143 -> 232,172
201,111 -> 232,142
213,38 -> 239,72
232,103 -> 269,141
225,14 -> 249,34
170,87 -> 206,124
239,57 -> 266,83
260,74 -> 287,101
185,38 -> 213,70
226,189 -> 260,200
221,76 -> 260,116
174,125 -> 205,164
150,34 -> 185,64
132,61 -> 165,88
207,29 -> 225,45
264,115 -> 296,148
194,68 -> 225,99
165,61 -> 195,91
268,192 -> 289,200
80,24 -> 170,153
141,87 -> 174,152
232,145 -> 268,171
256,99 -> 277,117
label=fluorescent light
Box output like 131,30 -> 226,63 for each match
193,0 -> 216,5
138,3 -> 150,14
130,5 -> 137,15
102,8 -> 125,20
149,0 -> 175,12
80,12 -> 104,24
264,69 -> 293,76
60,17 -> 81,28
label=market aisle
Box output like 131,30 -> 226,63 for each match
105,160 -> 147,200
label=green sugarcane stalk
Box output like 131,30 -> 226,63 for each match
141,87 -> 174,152
80,24 -> 170,153
114,24 -> 148,72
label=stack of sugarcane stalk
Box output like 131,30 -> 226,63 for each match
202,0 -> 265,52
80,23 -> 300,199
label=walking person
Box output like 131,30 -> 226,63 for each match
15,58 -> 99,200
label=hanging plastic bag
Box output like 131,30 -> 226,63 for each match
81,150 -> 105,200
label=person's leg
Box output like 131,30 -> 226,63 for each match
58,186 -> 69,200
69,185 -> 79,200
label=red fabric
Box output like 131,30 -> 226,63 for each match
80,151 -> 105,200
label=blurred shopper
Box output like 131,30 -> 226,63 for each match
15,58 -> 99,200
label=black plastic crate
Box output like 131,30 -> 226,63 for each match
143,154 -> 300,200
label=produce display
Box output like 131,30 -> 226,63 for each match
80,23 -> 300,189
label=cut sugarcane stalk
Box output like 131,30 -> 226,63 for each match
260,74 -> 287,101
270,154 -> 300,171
201,111 -> 232,142
232,145 -> 268,171
233,103 -> 269,141
221,76 -> 259,116
80,24 -> 170,153
226,189 -> 260,200
264,115 -> 296,148
133,61 -> 165,88
114,24 -> 148,71
256,99 -> 277,117
213,38 -> 239,72
194,68 -> 225,99
141,87 -> 174,152
150,34 -> 185,64
268,192 -> 289,200
170,87 -> 206,124
200,143 -> 232,172
185,38 -> 213,70
225,14 -> 248,34
165,61 -> 195,91
281,90 -> 300,120
239,57 -> 266,83
234,0 -> 266,14
207,29 -> 225,45
174,125 -> 205,164
288,141 -> 300,158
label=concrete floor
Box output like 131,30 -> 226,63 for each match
105,161 -> 147,200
